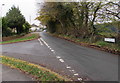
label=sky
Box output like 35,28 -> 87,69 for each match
0,0 -> 119,25
0,0 -> 44,25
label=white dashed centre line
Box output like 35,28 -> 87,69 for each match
56,56 -> 61,59
59,59 -> 64,62
51,50 -> 54,52
78,78 -> 82,81
66,66 -> 71,69
40,38 -> 56,54
71,70 -> 75,72
39,37 -> 81,80
48,46 -> 50,48
74,73 -> 79,76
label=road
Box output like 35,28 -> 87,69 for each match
1,32 -> 118,81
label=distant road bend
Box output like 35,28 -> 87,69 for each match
2,32 -> 118,81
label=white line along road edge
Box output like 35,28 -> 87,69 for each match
38,38 -> 43,45
56,56 -> 61,59
40,38 -> 49,47
40,38 -> 55,53
39,37 -> 82,81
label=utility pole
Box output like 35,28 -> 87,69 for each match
0,4 -> 5,40
117,1 -> 120,30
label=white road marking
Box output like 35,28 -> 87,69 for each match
72,71 -> 76,73
74,73 -> 79,76
40,38 -> 49,47
48,46 -> 50,48
69,69 -> 76,73
56,56 -> 61,59
46,43 -> 49,47
78,78 -> 82,81
71,70 -> 75,72
59,59 -> 64,62
40,38 -> 56,54
39,38 -> 79,79
66,66 -> 71,69
51,50 -> 54,52
69,70 -> 75,72
38,39 -> 43,45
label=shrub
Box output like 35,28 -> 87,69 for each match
23,22 -> 31,33
2,27 -> 13,37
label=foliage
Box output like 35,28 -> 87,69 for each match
95,41 -> 120,51
5,6 -> 26,34
36,2 -> 103,37
23,22 -> 31,33
2,17 -> 13,37
2,6 -> 31,37
95,41 -> 109,47
36,3 -> 74,34
36,2 -> 120,45
1,33 -> 39,44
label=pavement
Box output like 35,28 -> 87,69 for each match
1,65 -> 34,81
1,32 -> 119,81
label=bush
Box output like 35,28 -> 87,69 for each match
2,17 -> 13,37
5,6 -> 26,34
23,22 -> 31,33
2,27 -> 13,37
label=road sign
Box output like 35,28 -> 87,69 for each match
104,38 -> 115,43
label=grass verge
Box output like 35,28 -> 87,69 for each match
1,33 -> 39,44
48,33 -> 120,55
0,56 -> 67,81
92,41 -> 120,51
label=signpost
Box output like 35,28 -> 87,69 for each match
104,38 -> 115,43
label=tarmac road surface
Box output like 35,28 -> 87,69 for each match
1,32 -> 118,81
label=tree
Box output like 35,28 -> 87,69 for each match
5,6 -> 25,34
36,2 -> 119,44
2,17 -> 12,37
23,22 -> 31,33
103,1 -> 120,44
36,2 -> 74,34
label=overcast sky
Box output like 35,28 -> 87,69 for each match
0,0 -> 118,25
0,0 -> 44,25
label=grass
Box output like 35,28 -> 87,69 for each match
1,33 -> 39,44
98,32 -> 117,37
95,41 -> 109,47
93,41 -> 120,51
51,33 -> 120,52
0,55 -> 67,81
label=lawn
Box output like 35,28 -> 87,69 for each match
1,33 -> 39,44
50,33 -> 120,54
